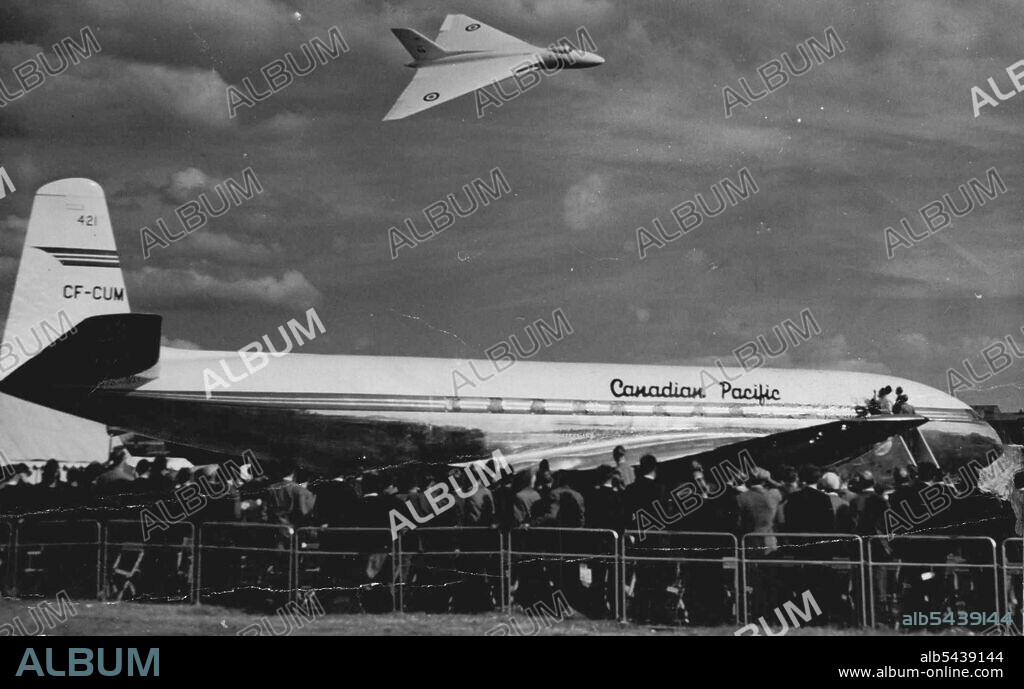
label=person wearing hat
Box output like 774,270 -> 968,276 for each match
848,471 -> 888,536
612,445 -> 635,487
624,454 -> 670,624
737,467 -> 782,548
587,465 -> 624,617
819,471 -> 852,532
848,470 -> 893,615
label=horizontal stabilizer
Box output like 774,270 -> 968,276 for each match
0,313 -> 162,393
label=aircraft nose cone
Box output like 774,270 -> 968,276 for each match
592,54 -> 605,65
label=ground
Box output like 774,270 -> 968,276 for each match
0,599 -> 1007,636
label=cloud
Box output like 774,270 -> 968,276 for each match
0,215 -> 28,258
0,45 -> 236,134
160,335 -> 201,350
129,267 -> 321,310
791,334 -> 891,374
563,173 -> 612,233
163,168 -> 212,204
181,232 -> 281,265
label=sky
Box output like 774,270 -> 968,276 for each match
0,0 -> 1023,411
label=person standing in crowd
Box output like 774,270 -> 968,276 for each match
531,471 -> 584,528
819,471 -> 855,624
777,464 -> 836,625
777,465 -> 800,498
33,459 -> 71,515
462,465 -> 495,527
174,467 -> 193,488
134,459 -> 151,482
395,466 -> 422,504
94,448 -> 136,492
528,471 -> 586,607
848,471 -> 888,536
625,455 -> 665,529
351,471 -> 403,612
511,468 -> 540,527
313,472 -> 360,527
738,468 -> 783,621
625,454 -> 670,624
737,468 -> 782,547
819,471 -> 852,532
0,463 -> 33,517
848,470 -> 893,620
612,445 -> 635,487
429,469 -> 465,527
587,466 -> 624,617
264,464 -> 317,528
781,465 -> 835,533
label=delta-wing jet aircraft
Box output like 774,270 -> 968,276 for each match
383,14 -> 604,120
0,180 -> 1006,480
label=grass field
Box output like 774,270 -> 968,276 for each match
1,598 -> 1005,636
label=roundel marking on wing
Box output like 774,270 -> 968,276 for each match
424,92 -> 440,101
466,23 -> 481,31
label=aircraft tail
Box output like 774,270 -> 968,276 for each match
0,178 -> 132,382
391,28 -> 450,61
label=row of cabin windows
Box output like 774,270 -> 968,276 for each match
447,398 -> 679,415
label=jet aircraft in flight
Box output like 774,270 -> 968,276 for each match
384,14 -> 604,120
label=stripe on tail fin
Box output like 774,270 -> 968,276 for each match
0,178 -> 130,381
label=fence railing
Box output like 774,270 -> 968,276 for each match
742,532 -> 867,627
1,519 -> 1020,632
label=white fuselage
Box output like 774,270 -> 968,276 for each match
51,347 -> 998,476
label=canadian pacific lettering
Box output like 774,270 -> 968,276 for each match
610,378 -> 780,404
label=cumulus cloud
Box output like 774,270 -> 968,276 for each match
792,334 -> 891,374
182,232 -> 280,265
563,173 -> 612,233
0,215 -> 28,258
129,267 -> 321,310
163,168 -> 212,204
0,45 -> 236,134
161,335 -> 202,350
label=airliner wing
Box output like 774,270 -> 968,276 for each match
518,415 -> 929,477
383,55 -> 538,121
667,414 -> 929,472
436,14 -> 537,52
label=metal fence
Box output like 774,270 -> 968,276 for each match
1000,537 -> 1022,632
1,519 -> 1021,632
866,535 -> 1001,630
623,530 -> 738,626
508,527 -> 618,619
0,521 -> 11,593
743,532 -> 866,628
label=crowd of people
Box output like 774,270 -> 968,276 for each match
1,444 -> 1022,624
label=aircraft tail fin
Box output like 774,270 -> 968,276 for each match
0,178 -> 131,382
391,28 -> 450,61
